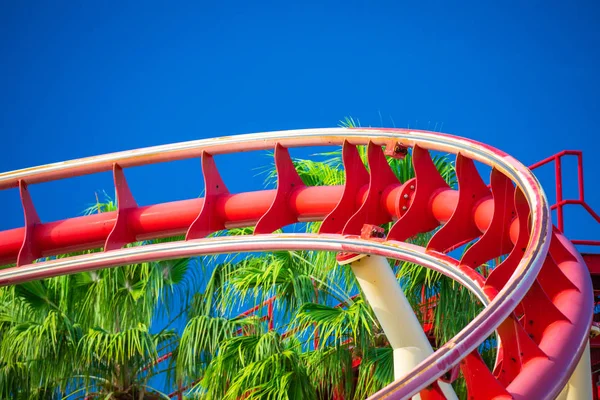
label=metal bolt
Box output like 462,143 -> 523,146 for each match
402,206 -> 407,210
403,194 -> 409,199
410,185 -> 415,190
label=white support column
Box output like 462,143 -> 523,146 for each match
556,341 -> 593,400
343,254 -> 457,400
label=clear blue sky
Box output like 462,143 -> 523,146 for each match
1,1 -> 599,394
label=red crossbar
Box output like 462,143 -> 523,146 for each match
529,150 -> 599,246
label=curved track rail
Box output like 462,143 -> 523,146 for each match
0,128 -> 593,399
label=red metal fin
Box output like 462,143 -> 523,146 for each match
520,280 -> 571,343
388,145 -> 449,241
255,144 -> 305,234
493,345 -> 504,376
428,153 -> 491,253
513,316 -> 547,358
104,164 -> 138,251
537,255 -> 577,302
461,350 -> 511,399
494,316 -> 547,385
460,169 -> 515,269
186,152 -> 230,240
484,258 -> 516,299
494,319 -> 521,384
342,142 -> 399,235
419,381 -> 446,400
320,141 -> 369,234
548,227 -> 579,264
17,180 -> 42,266
484,188 -> 530,296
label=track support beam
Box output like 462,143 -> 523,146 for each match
556,341 -> 593,400
338,252 -> 457,400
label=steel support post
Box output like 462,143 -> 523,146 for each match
340,254 -> 457,400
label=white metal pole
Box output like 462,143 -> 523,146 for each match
556,340 -> 593,400
343,254 -> 458,400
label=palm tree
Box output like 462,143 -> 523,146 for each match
174,118 -> 495,399
0,198 -> 194,400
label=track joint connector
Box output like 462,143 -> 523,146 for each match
336,224 -> 386,265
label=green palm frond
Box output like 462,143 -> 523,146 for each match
15,279 -> 59,312
228,252 -> 319,317
303,346 -> 355,398
83,191 -> 116,215
293,299 -> 377,354
78,323 -> 157,367
194,260 -> 239,316
0,309 -> 78,395
192,331 -> 314,400
354,346 -> 394,400
338,116 -> 361,128
0,193 -> 191,398
176,314 -> 260,379
223,350 -> 315,400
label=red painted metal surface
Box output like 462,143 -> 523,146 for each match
521,280 -> 570,342
0,177 -> 487,266
186,152 -> 230,239
428,154 -> 490,253
387,145 -> 449,242
17,181 -> 42,267
255,144 -> 306,234
586,254 -> 600,275
461,351 -> 511,399
537,254 -> 578,301
460,169 -> 516,270
529,150 -> 600,245
8,144 -> 594,268
493,316 -> 546,386
320,141 -> 369,234
343,142 -> 401,235
104,164 -> 138,251
484,189 -> 530,298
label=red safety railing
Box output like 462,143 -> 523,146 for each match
529,150 -> 600,246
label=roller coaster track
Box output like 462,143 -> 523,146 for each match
0,128 -> 593,399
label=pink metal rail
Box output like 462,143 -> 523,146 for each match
0,128 -> 593,399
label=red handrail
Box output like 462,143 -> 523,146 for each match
529,150 -> 599,246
